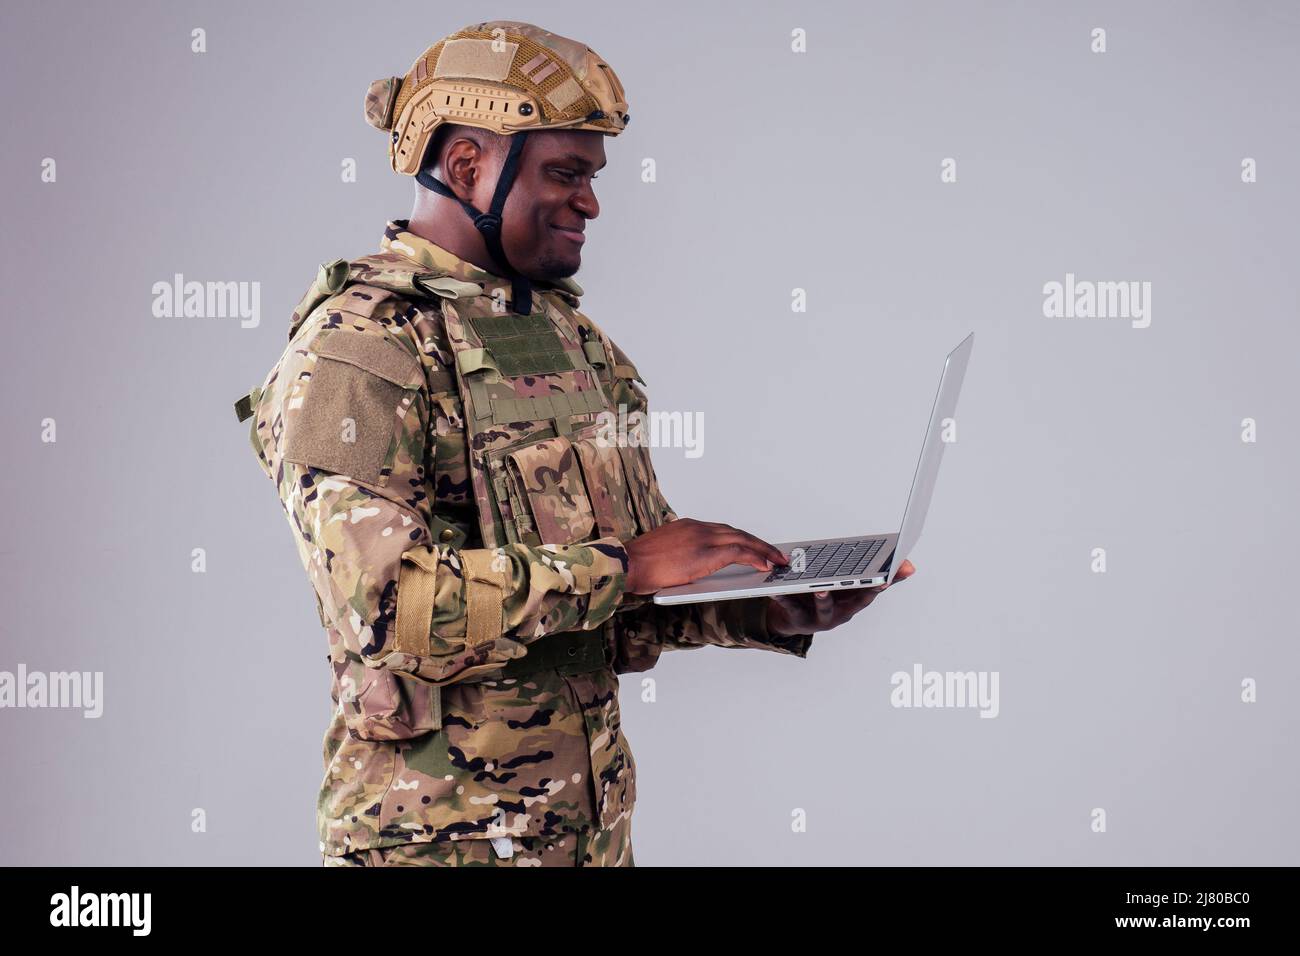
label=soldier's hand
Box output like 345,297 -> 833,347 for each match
764,560 -> 916,637
624,518 -> 788,595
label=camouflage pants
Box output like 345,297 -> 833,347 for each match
322,813 -> 633,867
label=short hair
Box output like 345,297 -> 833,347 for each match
422,123 -> 509,181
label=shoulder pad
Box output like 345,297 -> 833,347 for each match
289,258 -> 349,342
350,253 -> 481,300
348,252 -> 440,297
290,281 -> 400,343
288,252 -> 482,341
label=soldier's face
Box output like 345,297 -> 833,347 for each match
498,130 -> 605,280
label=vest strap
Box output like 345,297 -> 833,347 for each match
460,550 -> 508,649
393,548 -> 441,656
455,347 -> 501,377
582,340 -> 608,369
496,630 -> 609,680
415,275 -> 485,300
233,387 -> 261,423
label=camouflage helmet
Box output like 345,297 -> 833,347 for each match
363,21 -> 629,314
365,20 -> 629,177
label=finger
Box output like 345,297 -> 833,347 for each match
692,544 -> 769,577
813,591 -> 834,628
712,527 -> 788,567
717,540 -> 782,573
768,595 -> 817,636
817,588 -> 876,629
835,585 -> 880,615
893,559 -> 916,582
735,543 -> 777,571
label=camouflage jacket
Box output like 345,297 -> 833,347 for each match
241,219 -> 813,858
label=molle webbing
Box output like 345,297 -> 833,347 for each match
489,388 -> 607,427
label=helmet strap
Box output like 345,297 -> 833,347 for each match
416,132 -> 533,314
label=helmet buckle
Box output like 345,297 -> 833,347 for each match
473,212 -> 503,237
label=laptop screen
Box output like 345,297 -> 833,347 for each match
889,333 -> 974,583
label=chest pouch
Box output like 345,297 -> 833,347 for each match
483,419 -> 642,548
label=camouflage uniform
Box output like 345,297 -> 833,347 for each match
238,220 -> 813,867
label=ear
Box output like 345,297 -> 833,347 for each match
440,137 -> 487,203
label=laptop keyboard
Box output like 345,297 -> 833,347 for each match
765,538 -> 888,582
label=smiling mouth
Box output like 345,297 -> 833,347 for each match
550,224 -> 586,245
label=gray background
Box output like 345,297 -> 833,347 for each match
2,0 -> 1296,865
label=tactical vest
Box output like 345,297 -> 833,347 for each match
235,251 -> 671,665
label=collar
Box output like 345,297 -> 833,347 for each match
380,219 -> 585,305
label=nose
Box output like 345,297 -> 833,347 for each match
572,179 -> 599,220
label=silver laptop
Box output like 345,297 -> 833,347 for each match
653,332 -> 973,606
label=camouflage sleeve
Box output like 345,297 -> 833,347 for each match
285,462 -> 630,686
611,596 -> 814,674
273,317 -> 628,688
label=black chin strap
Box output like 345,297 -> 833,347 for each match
416,131 -> 533,314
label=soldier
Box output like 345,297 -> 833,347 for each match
234,20 -> 914,868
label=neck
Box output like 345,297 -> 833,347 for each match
407,191 -> 509,277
